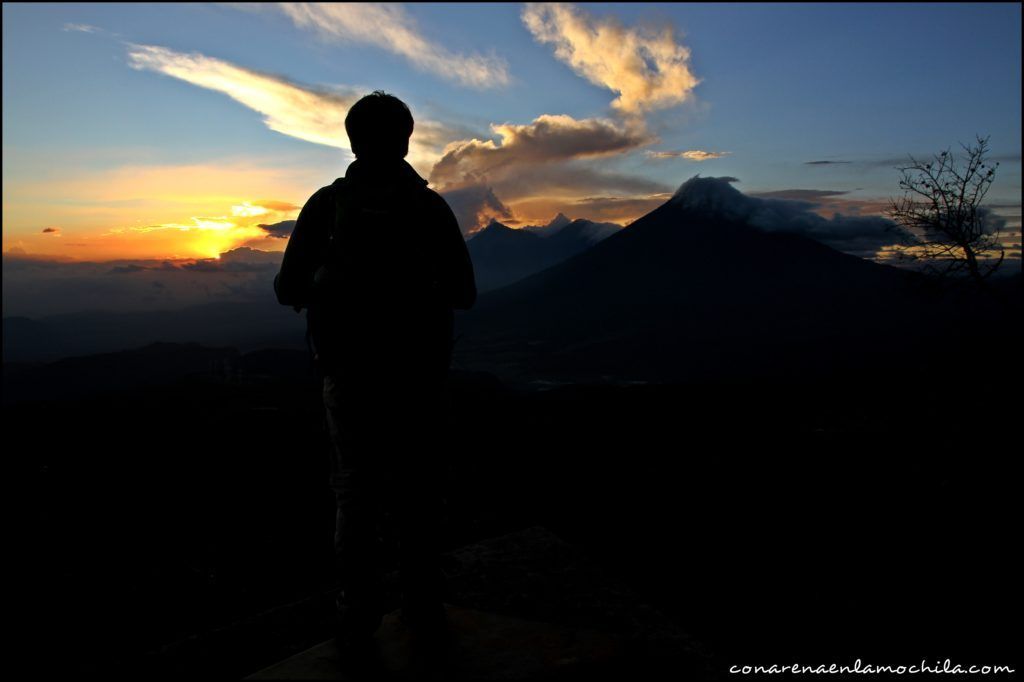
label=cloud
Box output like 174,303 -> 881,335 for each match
253,199 -> 301,212
876,207 -> 1011,265
122,40 -> 669,237
433,162 -> 668,233
522,3 -> 699,116
671,176 -> 904,257
978,208 -> 1009,236
427,113 -> 662,229
3,248 -> 290,318
426,112 -> 665,231
180,259 -> 272,274
2,248 -> 74,263
430,114 -> 650,187
124,43 -> 451,169
267,3 -> 510,89
4,157 -> 317,261
750,190 -> 894,220
100,213 -> 277,262
439,185 -> 513,235
104,247 -> 281,275
126,43 -> 358,149
42,227 -> 61,235
805,160 -> 852,165
258,220 -> 296,239
646,150 -> 730,161
62,23 -> 100,33
216,246 -> 284,265
107,264 -> 148,275
750,189 -> 850,203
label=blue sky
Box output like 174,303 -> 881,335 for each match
2,2 -> 1020,261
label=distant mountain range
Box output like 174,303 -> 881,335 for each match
467,214 -> 621,292
4,179 -> 1019,382
457,177 -> 1017,383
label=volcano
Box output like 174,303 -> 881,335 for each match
458,177 -> 982,383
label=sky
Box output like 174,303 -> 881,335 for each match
2,2 -> 1021,264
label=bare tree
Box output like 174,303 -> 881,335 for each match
887,135 -> 1005,287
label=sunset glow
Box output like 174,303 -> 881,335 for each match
3,3 -> 1020,264
107,216 -> 276,260
2,157 -> 312,259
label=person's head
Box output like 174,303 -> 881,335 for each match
344,91 -> 414,161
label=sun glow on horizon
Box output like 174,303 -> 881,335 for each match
2,160 -> 311,261
105,215 -> 274,259
3,200 -> 295,262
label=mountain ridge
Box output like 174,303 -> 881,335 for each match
467,216 -> 620,292
456,185 -> 1001,383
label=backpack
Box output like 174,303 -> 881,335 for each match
308,177 -> 454,381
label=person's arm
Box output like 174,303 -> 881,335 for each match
274,187 -> 331,309
430,192 -> 477,310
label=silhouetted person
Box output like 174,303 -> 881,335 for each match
274,91 -> 476,661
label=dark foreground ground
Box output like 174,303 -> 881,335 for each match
9,345 -> 1021,678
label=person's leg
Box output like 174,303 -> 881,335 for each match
389,382 -> 447,628
323,375 -> 384,638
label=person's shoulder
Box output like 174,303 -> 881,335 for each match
420,186 -> 453,214
310,181 -> 341,203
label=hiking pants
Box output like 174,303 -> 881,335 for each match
322,373 -> 445,634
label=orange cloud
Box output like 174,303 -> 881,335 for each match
253,199 -> 301,212
428,113 -> 662,231
431,114 -> 650,188
3,162 -> 308,260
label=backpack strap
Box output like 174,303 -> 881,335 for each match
328,177 -> 350,257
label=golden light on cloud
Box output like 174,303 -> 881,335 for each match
647,149 -> 731,161
522,3 -> 700,116
231,202 -> 271,218
252,199 -> 301,212
431,112 -> 668,233
430,114 -> 651,192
